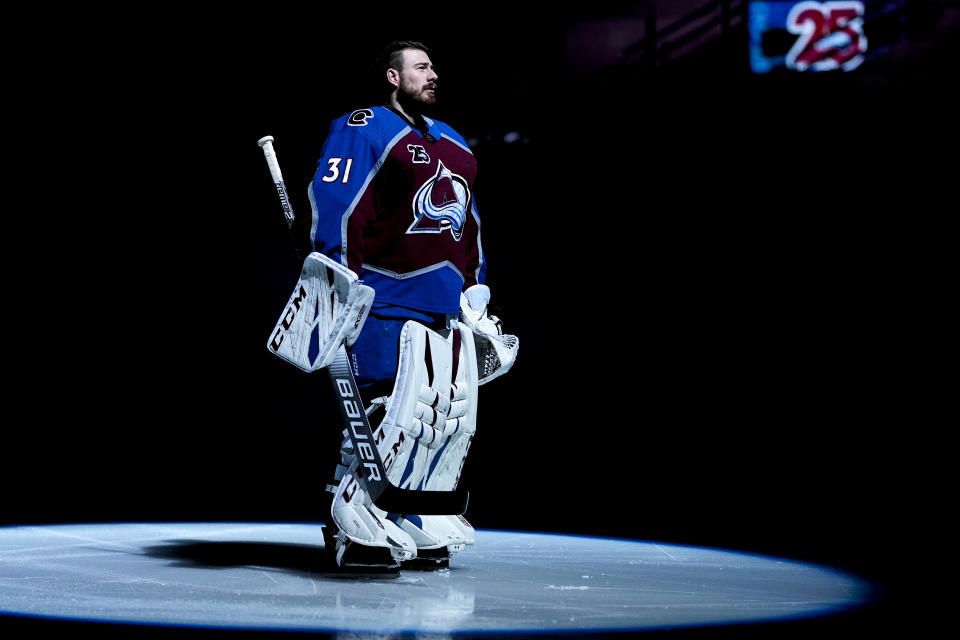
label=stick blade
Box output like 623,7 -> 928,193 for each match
373,485 -> 470,516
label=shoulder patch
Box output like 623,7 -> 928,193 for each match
348,109 -> 374,126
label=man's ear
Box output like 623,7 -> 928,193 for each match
386,68 -> 400,89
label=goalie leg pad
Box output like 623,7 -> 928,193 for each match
392,514 -> 476,552
377,321 -> 479,496
329,467 -> 417,563
329,320 -> 478,558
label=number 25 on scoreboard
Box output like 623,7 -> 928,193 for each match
786,1 -> 867,71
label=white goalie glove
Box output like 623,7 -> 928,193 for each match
459,284 -> 518,384
267,252 -> 374,372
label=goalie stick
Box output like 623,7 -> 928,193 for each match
257,135 -> 469,515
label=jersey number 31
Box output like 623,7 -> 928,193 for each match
321,157 -> 354,184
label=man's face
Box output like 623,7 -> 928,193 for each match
396,49 -> 438,106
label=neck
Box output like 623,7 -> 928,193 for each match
389,92 -> 420,124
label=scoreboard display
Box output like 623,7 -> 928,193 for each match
748,0 -> 911,73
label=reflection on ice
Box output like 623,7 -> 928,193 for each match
330,581 -> 474,634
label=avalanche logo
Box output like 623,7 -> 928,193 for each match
407,161 -> 470,241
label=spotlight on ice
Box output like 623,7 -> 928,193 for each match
0,523 -> 872,635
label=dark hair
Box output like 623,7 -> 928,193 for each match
375,40 -> 431,94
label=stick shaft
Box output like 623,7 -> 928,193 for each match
257,136 -> 296,228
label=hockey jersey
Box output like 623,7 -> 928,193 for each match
308,105 -> 485,315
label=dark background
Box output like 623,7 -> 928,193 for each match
4,2 -> 954,636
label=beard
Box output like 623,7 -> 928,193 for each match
397,76 -> 437,113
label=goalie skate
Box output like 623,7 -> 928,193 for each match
321,524 -> 401,578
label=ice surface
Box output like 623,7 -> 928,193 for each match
0,523 -> 871,634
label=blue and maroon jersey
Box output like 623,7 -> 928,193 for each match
308,105 -> 485,315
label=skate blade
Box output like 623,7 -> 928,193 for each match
323,567 -> 401,579
400,546 -> 450,571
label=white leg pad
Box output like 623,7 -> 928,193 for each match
330,469 -> 417,562
398,514 -> 476,552
376,321 -> 479,495
447,514 -> 476,546
331,320 -> 478,555
392,514 -> 469,551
